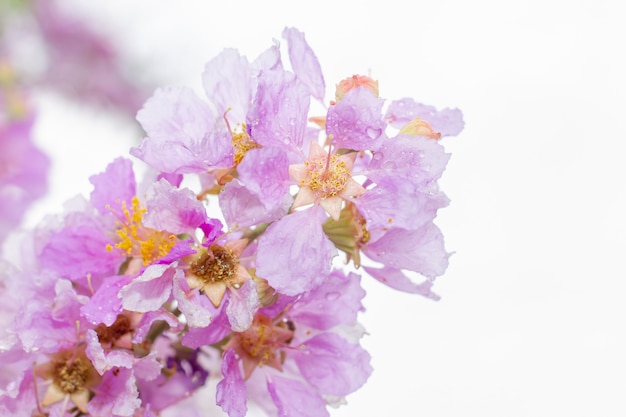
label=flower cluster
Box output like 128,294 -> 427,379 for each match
0,27 -> 463,416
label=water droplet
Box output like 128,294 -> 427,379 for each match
372,153 -> 382,161
232,283 -> 242,289
325,292 -> 340,301
366,127 -> 381,140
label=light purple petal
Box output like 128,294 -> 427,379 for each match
267,375 -> 329,417
87,368 -> 141,417
385,97 -> 465,137
81,275 -> 131,326
181,308 -> 231,348
119,264 -> 174,312
362,265 -> 440,299
252,39 -> 283,72
89,157 -> 136,215
0,115 -> 49,244
256,208 -> 336,296
216,349 -> 247,417
172,271 -> 218,327
366,134 -> 450,185
86,329 -> 135,374
133,310 -> 181,344
132,87 -> 233,174
50,279 -> 88,322
236,146 -> 291,211
219,179 -> 291,229
39,213 -> 122,280
363,223 -> 450,279
291,270 -> 365,330
326,87 -> 386,151
294,332 -> 372,396
202,48 -> 254,123
143,179 -> 208,234
226,279 -> 259,332
133,352 -> 163,381
353,176 -> 449,231
247,68 -> 310,152
282,27 -> 325,102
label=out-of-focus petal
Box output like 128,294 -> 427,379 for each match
282,27 -> 325,102
294,332 -> 372,396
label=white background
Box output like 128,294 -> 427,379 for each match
22,0 -> 626,416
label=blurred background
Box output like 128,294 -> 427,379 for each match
2,0 -> 626,415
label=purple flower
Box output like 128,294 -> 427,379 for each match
0,76 -> 49,244
132,86 -> 233,174
216,278 -> 371,417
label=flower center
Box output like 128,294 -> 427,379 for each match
106,196 -> 177,265
235,314 -> 294,372
231,124 -> 260,165
95,314 -> 132,346
190,245 -> 237,285
304,155 -> 349,198
53,357 -> 89,394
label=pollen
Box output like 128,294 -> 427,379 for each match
190,245 -> 237,285
111,196 -> 176,265
231,124 -> 260,165
305,155 -> 350,199
53,357 -> 89,394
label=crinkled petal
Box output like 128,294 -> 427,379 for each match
39,213 -> 122,280
216,349 -> 247,417
225,279 -> 259,332
363,223 -> 450,279
326,87 -> 386,151
172,271 -> 218,327
253,39 -> 283,72
282,27 -> 325,101
247,68 -> 310,152
367,134 -> 450,185
294,332 -> 372,396
87,368 -> 141,417
267,375 -> 329,417
81,275 -> 131,326
219,179 -> 291,229
119,264 -> 174,312
133,309 -> 181,344
291,270 -> 365,330
86,329 -> 135,374
181,308 -> 231,349
202,48 -> 254,123
362,265 -> 440,299
50,279 -> 89,322
89,157 -> 136,215
143,179 -> 208,234
256,208 -> 336,296
237,146 -> 291,211
385,97 -> 465,137
354,176 -> 449,231
132,87 -> 232,174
